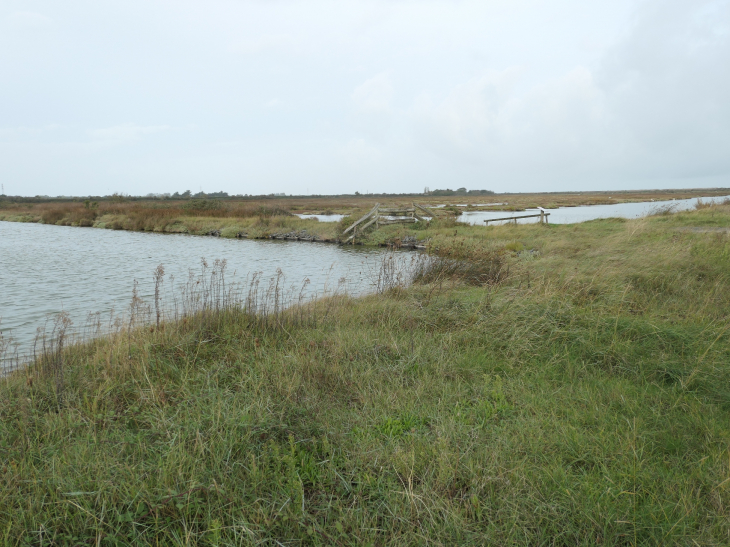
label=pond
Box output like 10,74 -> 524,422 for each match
0,222 -> 392,365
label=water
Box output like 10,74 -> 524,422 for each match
0,222 -> 391,359
295,213 -> 345,222
297,196 -> 728,224
457,195 -> 730,225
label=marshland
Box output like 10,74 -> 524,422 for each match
2,197 -> 730,544
2,188 -> 729,243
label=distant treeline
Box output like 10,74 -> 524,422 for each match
0,188 -> 496,203
427,188 -> 495,196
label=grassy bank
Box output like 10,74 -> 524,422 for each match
0,200 -> 342,241
2,204 -> 730,544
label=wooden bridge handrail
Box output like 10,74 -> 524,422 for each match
414,203 -> 439,218
343,203 -> 380,234
379,208 -> 415,214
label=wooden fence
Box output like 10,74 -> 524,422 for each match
484,212 -> 550,225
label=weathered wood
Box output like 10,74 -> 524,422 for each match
378,218 -> 417,225
484,213 -> 550,224
343,203 -> 380,234
341,202 -> 434,242
358,214 -> 379,232
380,208 -> 416,214
344,211 -> 382,243
414,203 -> 439,218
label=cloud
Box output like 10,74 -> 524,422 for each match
595,0 -> 730,178
410,68 -> 523,154
6,11 -> 54,30
229,34 -> 294,55
0,124 -> 64,140
404,65 -> 612,185
394,0 -> 730,187
352,73 -> 393,113
2,0 -> 729,195
89,123 -> 171,144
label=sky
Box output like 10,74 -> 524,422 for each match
1,0 -> 729,197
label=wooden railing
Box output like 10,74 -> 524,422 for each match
484,212 -> 550,225
342,203 -> 441,243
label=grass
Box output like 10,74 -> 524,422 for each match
2,203 -> 730,544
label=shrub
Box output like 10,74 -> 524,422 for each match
335,215 -> 355,237
40,208 -> 67,224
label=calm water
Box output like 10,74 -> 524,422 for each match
457,195 -> 730,225
0,222 -> 391,358
295,213 -> 346,222
297,196 -> 729,223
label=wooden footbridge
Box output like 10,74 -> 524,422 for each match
342,203 -> 440,243
341,203 -> 551,243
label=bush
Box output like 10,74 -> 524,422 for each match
41,208 -> 67,225
335,215 -> 355,237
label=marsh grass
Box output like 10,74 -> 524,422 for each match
413,245 -> 507,288
4,189 -> 729,239
2,205 -> 730,544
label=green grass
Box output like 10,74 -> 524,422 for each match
2,205 -> 730,544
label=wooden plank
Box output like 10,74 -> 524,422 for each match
379,208 -> 416,214
378,218 -> 417,225
343,203 -> 380,234
345,212 -> 381,243
358,214 -> 379,232
484,213 -> 550,224
414,203 -> 439,218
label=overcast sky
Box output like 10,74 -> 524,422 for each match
1,0 -> 728,196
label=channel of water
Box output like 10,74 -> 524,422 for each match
297,195 -> 729,224
0,222 -> 392,366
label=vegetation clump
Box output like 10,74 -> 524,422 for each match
181,198 -> 224,211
